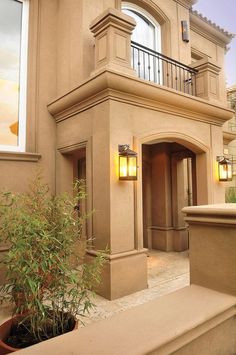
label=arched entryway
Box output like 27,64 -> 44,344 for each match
139,134 -> 209,252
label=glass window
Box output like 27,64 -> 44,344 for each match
0,0 -> 28,152
122,3 -> 162,84
122,3 -> 161,52
122,8 -> 157,50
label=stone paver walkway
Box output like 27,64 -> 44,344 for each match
79,250 -> 190,326
0,250 -> 189,327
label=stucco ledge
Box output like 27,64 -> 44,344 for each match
0,151 -> 41,162
47,69 -> 234,126
183,203 -> 236,225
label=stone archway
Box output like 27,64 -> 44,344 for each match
136,133 -> 210,252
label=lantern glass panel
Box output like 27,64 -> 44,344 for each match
219,163 -> 227,181
228,164 -> 232,180
128,156 -> 137,177
119,156 -> 128,177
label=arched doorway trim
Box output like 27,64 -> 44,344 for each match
134,132 -> 212,250
138,132 -> 209,154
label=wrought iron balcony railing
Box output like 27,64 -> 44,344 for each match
131,41 -> 198,96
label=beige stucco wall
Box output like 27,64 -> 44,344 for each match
190,30 -> 227,103
54,88 -> 228,257
56,0 -> 118,96
118,0 -> 192,64
0,0 -> 231,193
0,0 -> 58,192
0,0 -> 234,297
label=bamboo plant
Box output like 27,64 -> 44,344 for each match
0,175 -> 106,348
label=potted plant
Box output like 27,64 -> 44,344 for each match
0,175 -> 106,353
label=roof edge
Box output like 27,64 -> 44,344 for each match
190,9 -> 235,43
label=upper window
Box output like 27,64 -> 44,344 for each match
0,0 -> 29,152
122,3 -> 161,83
122,3 -> 161,52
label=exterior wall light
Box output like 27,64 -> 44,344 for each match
217,156 -> 233,182
181,20 -> 189,43
119,144 -> 137,180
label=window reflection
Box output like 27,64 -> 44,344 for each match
122,5 -> 162,84
0,0 -> 22,147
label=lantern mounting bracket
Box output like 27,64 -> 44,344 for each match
118,144 -> 137,156
118,144 -> 129,153
216,156 -> 225,162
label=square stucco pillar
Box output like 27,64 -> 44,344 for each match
183,204 -> 236,296
90,7 -> 136,77
86,8 -> 147,300
190,58 -> 221,102
86,117 -> 147,300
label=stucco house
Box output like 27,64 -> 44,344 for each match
0,0 -> 235,303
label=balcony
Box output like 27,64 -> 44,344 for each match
90,8 -> 225,106
131,41 -> 198,96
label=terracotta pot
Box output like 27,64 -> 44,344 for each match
0,314 -> 78,354
0,318 -> 18,354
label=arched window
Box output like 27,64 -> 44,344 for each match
122,3 -> 161,52
122,3 -> 162,83
0,0 -> 29,152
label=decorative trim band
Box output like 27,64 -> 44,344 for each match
48,69 -> 233,127
0,151 -> 41,162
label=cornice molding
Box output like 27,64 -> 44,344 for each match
173,0 -> 194,10
190,12 -> 234,48
223,131 -> 236,145
48,69 -> 233,127
183,204 -> 236,225
190,9 -> 234,40
58,141 -> 88,154
190,57 -> 221,74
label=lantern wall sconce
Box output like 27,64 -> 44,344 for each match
181,20 -> 189,42
118,144 -> 137,181
216,156 -> 233,182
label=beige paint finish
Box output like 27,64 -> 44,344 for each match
172,317 -> 236,355
0,161 -> 39,193
110,100 -> 212,144
0,0 -> 234,299
191,58 -> 221,103
210,125 -> 225,202
56,0 -> 118,96
52,79 -> 228,295
15,285 -> 236,355
90,8 -> 136,77
0,0 -> 58,192
189,13 -> 230,105
191,30 -> 217,61
184,203 -> 236,297
87,250 -> 147,300
109,99 -> 213,204
176,2 -> 191,65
